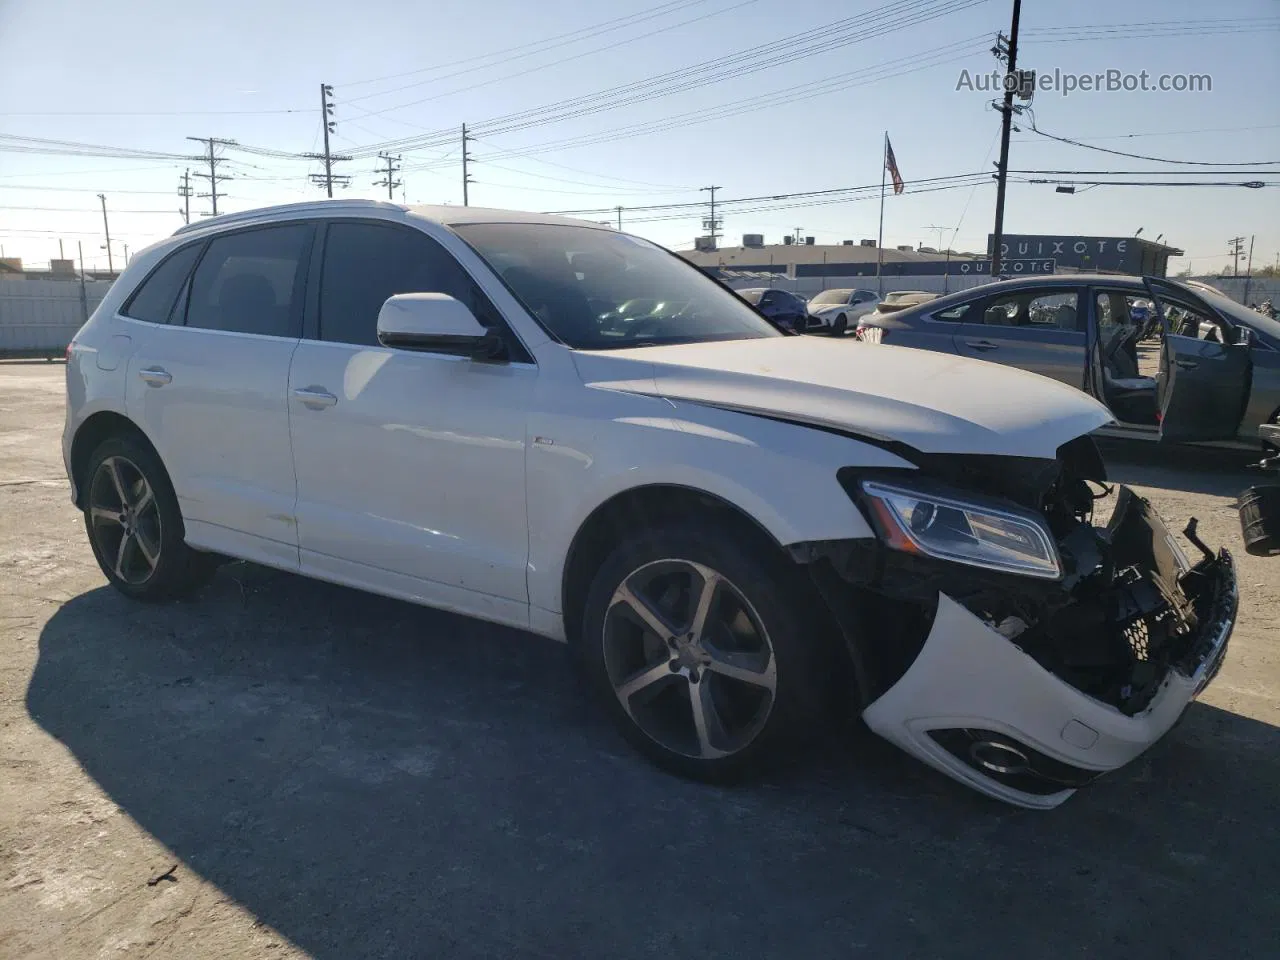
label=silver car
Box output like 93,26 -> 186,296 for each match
856,275 -> 1280,448
804,288 -> 881,336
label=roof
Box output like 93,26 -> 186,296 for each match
171,199 -> 602,238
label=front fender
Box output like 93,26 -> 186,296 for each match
524,388 -> 915,617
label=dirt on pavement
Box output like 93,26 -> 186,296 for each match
1,361 -> 1278,959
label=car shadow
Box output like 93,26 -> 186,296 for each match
1100,440 -> 1261,499
27,568 -> 1280,958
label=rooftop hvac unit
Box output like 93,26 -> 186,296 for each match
897,245 -> 914,252
742,233 -> 764,248
783,236 -> 794,245
693,236 -> 716,252
842,240 -> 854,246
860,239 -> 876,247
804,237 -> 815,245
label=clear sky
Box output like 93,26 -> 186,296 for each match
1,0 -> 1277,273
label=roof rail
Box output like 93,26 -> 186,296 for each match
172,198 -> 403,236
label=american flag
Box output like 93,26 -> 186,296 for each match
885,137 -> 904,195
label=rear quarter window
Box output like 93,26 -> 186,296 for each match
120,244 -> 203,324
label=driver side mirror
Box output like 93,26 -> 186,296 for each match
1235,326 -> 1253,347
376,293 -> 508,363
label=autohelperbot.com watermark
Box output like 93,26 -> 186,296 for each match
956,67 -> 1212,98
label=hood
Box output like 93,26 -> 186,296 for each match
807,303 -> 848,315
572,336 -> 1113,459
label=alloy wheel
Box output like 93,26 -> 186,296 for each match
602,559 -> 777,760
88,455 -> 162,585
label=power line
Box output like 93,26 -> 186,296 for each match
339,0 -> 757,114
1025,122 -> 1280,166
338,0 -> 989,156
339,0 -> 714,88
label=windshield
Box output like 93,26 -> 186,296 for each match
452,223 -> 783,349
1188,284 -> 1280,346
808,289 -> 852,306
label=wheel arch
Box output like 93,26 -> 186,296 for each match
69,411 -> 164,509
559,484 -> 787,650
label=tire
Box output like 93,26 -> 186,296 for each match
82,434 -> 216,602
831,314 -> 848,337
579,519 -> 834,781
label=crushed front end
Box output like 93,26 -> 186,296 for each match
807,438 -> 1237,809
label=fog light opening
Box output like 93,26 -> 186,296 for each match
969,740 -> 1030,776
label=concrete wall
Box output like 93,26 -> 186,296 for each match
1185,277 -> 1280,306
0,279 -> 113,358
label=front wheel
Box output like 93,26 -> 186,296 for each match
831,314 -> 848,337
579,520 -> 833,781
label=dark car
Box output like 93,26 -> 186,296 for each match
736,287 -> 808,332
854,274 -> 1280,448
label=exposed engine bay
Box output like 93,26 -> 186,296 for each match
809,437 -> 1235,716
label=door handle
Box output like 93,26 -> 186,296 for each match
138,366 -> 172,386
292,386 -> 338,409
1175,359 -> 1199,371
964,340 -> 999,352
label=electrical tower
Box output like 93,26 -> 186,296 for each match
1228,236 -> 1246,276
374,152 -> 402,200
462,124 -> 475,206
305,83 -> 351,196
178,169 -> 193,224
186,137 -> 236,216
700,185 -> 722,249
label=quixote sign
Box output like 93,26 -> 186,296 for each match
987,234 -> 1142,273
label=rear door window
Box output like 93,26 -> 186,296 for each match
979,290 -> 1083,332
184,224 -> 312,337
120,243 -> 203,324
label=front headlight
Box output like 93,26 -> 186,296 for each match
860,480 -> 1062,580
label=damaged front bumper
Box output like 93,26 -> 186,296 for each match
853,486 -> 1237,809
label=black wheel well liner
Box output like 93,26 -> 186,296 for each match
69,411 -> 162,509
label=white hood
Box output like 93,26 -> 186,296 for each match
573,336 -> 1113,459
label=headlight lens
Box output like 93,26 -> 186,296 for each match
860,480 -> 1062,580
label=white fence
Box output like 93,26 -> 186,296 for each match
0,279 -> 113,358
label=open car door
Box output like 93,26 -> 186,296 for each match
1144,277 -> 1251,443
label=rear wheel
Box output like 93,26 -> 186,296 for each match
831,313 -> 848,337
579,520 -> 833,780
83,435 -> 215,602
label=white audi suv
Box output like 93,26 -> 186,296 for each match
63,200 -> 1236,808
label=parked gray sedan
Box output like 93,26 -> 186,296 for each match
855,275 -> 1280,448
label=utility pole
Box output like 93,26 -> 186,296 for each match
304,84 -> 351,196
97,193 -> 113,275
462,124 -> 475,206
616,205 -> 623,231
178,169 -> 193,224
123,242 -> 129,266
58,239 -> 64,260
374,152 -> 402,200
1243,235 -> 1256,304
1228,236 -> 1246,277
77,241 -> 88,323
187,137 -> 236,216
700,185 -> 721,249
989,0 -> 1023,277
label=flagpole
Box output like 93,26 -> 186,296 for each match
877,130 -> 887,296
